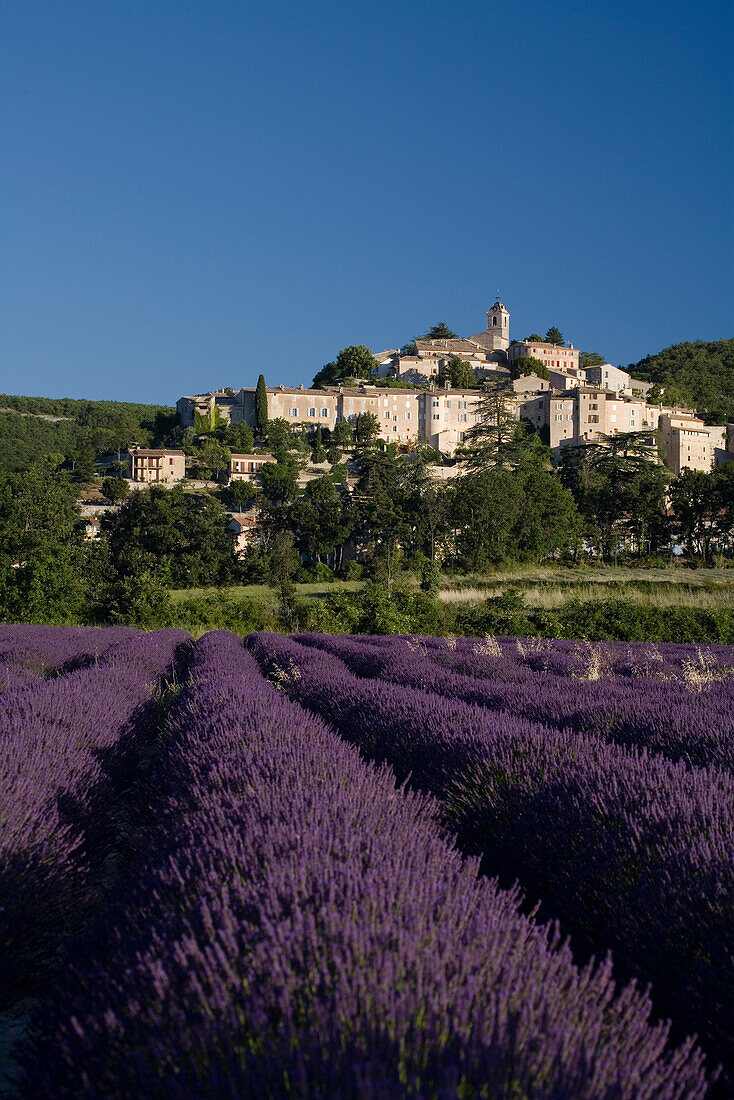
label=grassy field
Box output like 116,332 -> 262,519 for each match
438,566 -> 734,610
169,567 -> 734,613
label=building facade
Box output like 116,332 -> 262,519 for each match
128,448 -> 186,484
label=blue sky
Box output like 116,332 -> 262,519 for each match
1,0 -> 732,405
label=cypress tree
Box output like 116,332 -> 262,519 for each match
255,374 -> 269,437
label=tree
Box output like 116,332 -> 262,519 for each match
353,446 -> 408,587
266,529 -> 302,622
291,472 -> 356,571
509,356 -> 549,381
265,417 -> 295,454
311,425 -> 327,464
312,346 -> 379,389
559,430 -> 663,559
332,419 -> 354,448
255,375 -> 269,438
222,479 -> 256,512
443,358 -> 478,388
196,438 -> 231,484
545,326 -> 564,346
354,411 -> 380,445
225,420 -> 255,454
0,463 -> 86,623
100,477 -> 130,504
450,461 -> 580,569
669,468 -> 726,561
524,334 -> 543,342
103,485 -> 237,588
579,352 -> 606,369
400,449 -> 451,561
103,569 -> 172,628
260,456 -> 300,504
459,390 -> 527,469
419,323 -> 459,341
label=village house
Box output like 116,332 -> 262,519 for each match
229,453 -> 277,481
128,447 -> 186,484
658,413 -> 728,475
228,513 -> 259,555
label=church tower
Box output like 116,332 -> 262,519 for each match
485,299 -> 510,351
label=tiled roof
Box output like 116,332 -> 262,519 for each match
130,448 -> 185,457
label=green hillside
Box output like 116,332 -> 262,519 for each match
629,338 -> 734,424
0,394 -> 176,476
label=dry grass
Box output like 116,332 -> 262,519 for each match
439,568 -> 734,612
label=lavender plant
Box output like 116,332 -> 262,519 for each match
0,627 -> 189,1007
294,632 -> 734,771
22,631 -> 708,1098
251,631 -> 734,1081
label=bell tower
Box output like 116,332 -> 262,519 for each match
485,298 -> 510,351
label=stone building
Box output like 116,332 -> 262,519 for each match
658,414 -> 728,475
128,447 -> 186,484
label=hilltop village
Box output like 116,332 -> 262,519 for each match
1,308 -> 733,635
173,301 -> 732,482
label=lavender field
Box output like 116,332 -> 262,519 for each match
2,626 -> 733,1097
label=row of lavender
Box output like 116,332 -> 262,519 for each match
0,626 -> 141,694
19,631 -> 709,1097
368,634 -> 734,685
0,626 -> 189,1008
298,632 -> 734,771
250,631 -> 734,1084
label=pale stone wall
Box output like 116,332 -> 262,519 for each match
659,414 -> 727,474
584,364 -> 631,394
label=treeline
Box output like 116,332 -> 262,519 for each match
0,394 -> 176,476
2,403 -> 734,638
629,338 -> 734,424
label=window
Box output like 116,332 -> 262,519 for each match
321,408 -> 329,417
405,412 -> 411,420
289,407 -> 298,416
433,414 -> 440,420
446,400 -> 451,408
588,414 -> 599,423
433,400 -> 439,407
555,414 -> 564,421
459,413 -> 468,422
308,407 -> 316,417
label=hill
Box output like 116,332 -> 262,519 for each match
628,338 -> 734,424
0,394 -> 176,476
